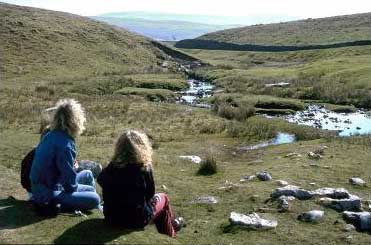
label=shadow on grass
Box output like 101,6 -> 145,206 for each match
0,196 -> 44,230
54,219 -> 137,244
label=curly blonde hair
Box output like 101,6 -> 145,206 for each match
111,130 -> 153,171
50,99 -> 86,139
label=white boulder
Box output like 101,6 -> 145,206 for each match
229,212 -> 277,230
298,210 -> 324,222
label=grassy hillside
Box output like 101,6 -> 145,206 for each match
197,12 -> 371,45
0,2 -> 191,84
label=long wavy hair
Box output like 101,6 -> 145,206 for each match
50,99 -> 86,139
111,130 -> 153,171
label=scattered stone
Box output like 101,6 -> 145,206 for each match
271,185 -> 313,200
256,171 -> 272,181
343,224 -> 356,232
278,195 -> 296,202
161,185 -> 168,191
229,212 -> 278,230
277,196 -> 294,212
240,175 -> 256,182
343,211 -> 371,231
191,196 -> 218,204
309,182 -> 317,186
276,180 -> 289,187
285,152 -> 302,158
297,210 -> 324,222
265,82 -> 291,88
318,195 -> 361,212
218,180 -> 243,191
349,177 -> 366,186
312,187 -> 351,199
179,155 -> 202,164
308,152 -> 322,160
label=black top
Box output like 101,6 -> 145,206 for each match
97,163 -> 155,228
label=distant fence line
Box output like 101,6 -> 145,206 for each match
174,39 -> 371,52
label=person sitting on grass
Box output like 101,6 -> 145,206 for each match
97,130 -> 184,238
30,99 -> 100,216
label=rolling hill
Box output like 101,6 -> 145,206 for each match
0,3 -> 195,83
177,12 -> 371,47
92,16 -> 238,41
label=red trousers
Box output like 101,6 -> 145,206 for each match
151,193 -> 176,237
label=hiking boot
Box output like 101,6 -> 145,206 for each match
172,217 -> 185,232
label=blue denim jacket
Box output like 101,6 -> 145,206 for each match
30,130 -> 78,204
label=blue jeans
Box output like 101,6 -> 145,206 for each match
53,170 -> 100,211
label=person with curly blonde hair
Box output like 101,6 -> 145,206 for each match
98,130 -> 184,237
30,99 -> 100,215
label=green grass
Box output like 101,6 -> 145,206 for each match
114,87 -> 177,102
197,12 -> 371,46
185,45 -> 371,108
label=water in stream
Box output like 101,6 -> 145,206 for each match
177,79 -> 214,107
284,105 -> 371,137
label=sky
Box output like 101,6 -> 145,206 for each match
3,0 -> 371,20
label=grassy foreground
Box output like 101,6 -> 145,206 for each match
2,125 -> 371,244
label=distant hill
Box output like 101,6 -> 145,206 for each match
181,12 -> 371,47
0,3 -> 195,82
98,11 -> 298,26
91,16 -> 238,41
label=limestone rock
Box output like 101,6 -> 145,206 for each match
256,171 -> 272,181
271,185 -> 313,200
308,152 -> 322,160
298,210 -> 324,222
276,180 -> 289,187
240,175 -> 256,182
285,152 -> 302,158
191,196 -> 218,204
229,212 -> 277,230
343,211 -> 371,231
277,196 -> 294,212
312,187 -> 350,199
179,155 -> 202,164
318,195 -> 361,212
349,177 -> 366,186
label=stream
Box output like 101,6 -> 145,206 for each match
177,79 -> 214,108
283,105 -> 371,137
177,78 -> 371,151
